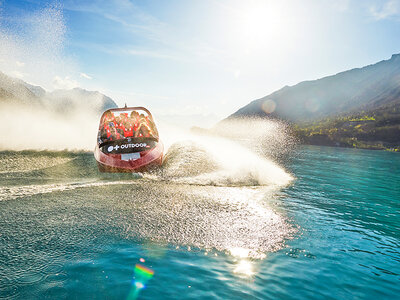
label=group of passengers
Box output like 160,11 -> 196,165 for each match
99,111 -> 157,143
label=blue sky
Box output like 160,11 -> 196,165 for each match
1,0 -> 400,123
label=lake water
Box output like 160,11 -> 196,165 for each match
0,145 -> 399,299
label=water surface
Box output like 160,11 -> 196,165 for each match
0,146 -> 399,299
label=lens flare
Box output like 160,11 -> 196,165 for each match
261,99 -> 276,114
135,264 -> 154,278
127,263 -> 154,300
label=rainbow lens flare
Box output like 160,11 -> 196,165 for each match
135,264 -> 154,279
126,263 -> 155,300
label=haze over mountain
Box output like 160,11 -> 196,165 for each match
0,71 -> 118,151
229,54 -> 400,122
0,71 -> 117,114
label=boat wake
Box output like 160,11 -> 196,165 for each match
147,120 -> 294,187
156,139 -> 293,187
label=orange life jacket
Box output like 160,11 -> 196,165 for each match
103,125 -> 111,138
124,125 -> 134,137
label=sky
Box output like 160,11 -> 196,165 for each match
0,0 -> 400,124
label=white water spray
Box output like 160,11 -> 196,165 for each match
153,120 -> 294,187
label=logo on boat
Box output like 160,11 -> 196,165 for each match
107,143 -> 147,152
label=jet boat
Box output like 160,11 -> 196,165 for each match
94,106 -> 163,172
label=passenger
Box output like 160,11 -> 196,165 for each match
101,111 -> 112,127
145,115 -> 151,126
139,113 -> 146,123
109,123 -> 124,141
130,111 -> 139,121
99,126 -> 109,142
122,116 -> 134,137
135,122 -> 154,138
146,116 -> 156,132
121,113 -> 129,123
100,121 -> 114,142
107,111 -> 116,123
115,115 -> 126,133
130,111 -> 140,133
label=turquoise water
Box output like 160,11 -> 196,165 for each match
0,146 -> 399,299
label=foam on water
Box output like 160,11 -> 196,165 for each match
0,180 -> 138,202
150,120 -> 294,187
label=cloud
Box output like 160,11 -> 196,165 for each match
80,72 -> 92,79
53,75 -> 79,89
369,0 -> 400,20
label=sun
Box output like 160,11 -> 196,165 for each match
243,4 -> 280,35
229,1 -> 288,50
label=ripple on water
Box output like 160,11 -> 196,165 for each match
42,285 -> 68,299
0,152 -> 74,174
16,271 -> 46,285
0,277 -> 19,300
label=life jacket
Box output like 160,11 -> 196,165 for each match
139,125 -> 151,137
102,125 -> 111,138
117,122 -> 125,131
124,125 -> 134,137
145,116 -> 149,125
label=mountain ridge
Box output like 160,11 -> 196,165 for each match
229,53 -> 400,122
226,54 -> 400,151
0,71 -> 117,114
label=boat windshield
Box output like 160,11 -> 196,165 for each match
97,108 -> 159,145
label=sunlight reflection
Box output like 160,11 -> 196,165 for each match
230,247 -> 250,258
229,247 -> 256,278
233,259 -> 254,277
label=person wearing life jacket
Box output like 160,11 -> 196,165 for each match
135,122 -> 154,138
123,122 -> 134,137
145,115 -> 152,127
114,115 -> 125,133
109,124 -> 124,141
103,111 -> 116,125
130,111 -> 140,133
102,111 -> 111,124
121,113 -> 129,124
104,124 -> 111,139
100,122 -> 112,142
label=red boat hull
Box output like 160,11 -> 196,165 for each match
94,141 -> 164,173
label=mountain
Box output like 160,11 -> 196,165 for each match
226,54 -> 400,151
0,71 -> 117,114
229,54 -> 400,122
0,72 -> 42,105
44,88 -> 117,114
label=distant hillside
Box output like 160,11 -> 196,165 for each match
227,54 -> 400,151
294,101 -> 400,151
230,54 -> 400,122
0,71 -> 117,114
